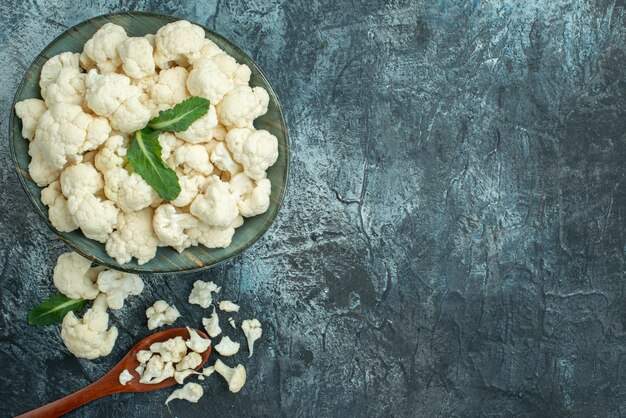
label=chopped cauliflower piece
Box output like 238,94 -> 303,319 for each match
140,354 -> 175,384
105,208 -> 159,265
174,369 -> 199,385
136,349 -> 153,364
94,135 -> 128,173
97,270 -> 144,309
118,36 -> 156,79
190,175 -> 239,228
52,251 -> 99,300
60,163 -> 103,198
165,382 -> 204,405
241,319 -> 262,358
176,352 -> 202,372
186,327 -> 211,353
217,85 -> 269,129
150,67 -> 190,107
228,317 -> 236,329
210,142 -> 242,175
28,142 -> 60,187
175,105 -> 218,144
67,193 -> 119,243
154,20 -> 205,69
214,359 -> 246,393
238,178 -> 271,217
202,366 -> 215,377
188,280 -> 220,309
14,99 -> 47,140
218,300 -> 240,312
41,181 -> 78,232
214,336 -> 240,356
146,300 -> 181,330
202,307 -> 222,338
153,204 -> 198,251
170,143 -> 213,176
119,369 -> 133,385
81,23 -> 128,73
150,336 -> 187,363
226,128 -> 278,180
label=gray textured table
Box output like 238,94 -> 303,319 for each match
1,1 -> 625,417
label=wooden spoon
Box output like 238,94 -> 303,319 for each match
16,327 -> 211,418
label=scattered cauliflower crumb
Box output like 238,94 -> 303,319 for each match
165,382 -> 204,405
119,369 -> 133,385
188,280 -> 220,309
241,319 -> 263,358
218,300 -> 240,312
202,366 -> 215,377
202,307 -> 222,338
214,359 -> 246,393
146,300 -> 181,330
228,317 -> 236,329
214,335 -> 240,357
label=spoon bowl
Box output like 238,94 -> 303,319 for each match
17,328 -> 211,417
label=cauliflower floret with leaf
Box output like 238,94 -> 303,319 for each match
150,336 -> 187,363
146,300 -> 181,330
153,20 -> 205,69
105,207 -> 159,265
188,280 -> 220,309
81,23 -> 128,73
187,217 -> 241,249
118,36 -> 156,79
14,99 -> 47,140
217,86 -> 269,129
41,180 -> 78,232
190,175 -> 239,228
61,294 -> 118,359
94,135 -> 128,172
226,128 -> 278,180
97,270 -> 144,309
67,194 -> 119,243
186,38 -> 224,64
211,142 -> 242,175
230,174 -> 271,217
150,67 -> 190,108
170,174 -> 204,208
52,251 -> 100,300
170,144 -> 213,176
153,204 -> 199,251
60,163 -> 103,198
176,352 -> 202,372
33,103 -> 111,170
174,105 -> 218,144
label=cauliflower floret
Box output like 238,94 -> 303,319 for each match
158,132 -> 182,161
153,20 -> 205,69
174,105 -> 218,144
186,217 -> 241,249
118,36 -> 156,79
67,194 -> 119,243
170,144 -> 213,176
111,95 -> 153,133
174,369 -> 200,385
41,180 -> 78,232
61,294 -> 118,359
212,53 -> 252,86
186,57 -> 234,105
52,251 -> 100,300
105,207 -> 159,265
116,172 -> 159,213
214,335 -> 240,356
202,307 -> 222,338
190,175 -> 238,228
150,336 -> 187,363
186,38 -> 224,64
237,177 -> 271,217
97,269 -> 144,309
137,349 -> 153,364
43,68 -> 86,109
119,369 -> 133,385
214,359 -> 246,393
186,327 -> 211,353
39,52 -> 81,99
165,382 -> 204,405
170,174 -> 204,208
146,300 -> 181,330
14,99 -> 47,140
241,319 -> 262,358
94,135 -> 128,172
33,104 -> 111,170
217,86 -> 269,129
212,124 -> 227,142
226,128 -> 278,180
153,204 -> 199,251
150,67 -> 190,108
211,142 -> 242,175
176,352 -> 202,371
188,280 -> 220,309
81,23 -> 128,73
140,354 -> 175,384
218,300 -> 240,312
60,163 -> 103,198
28,142 -> 60,187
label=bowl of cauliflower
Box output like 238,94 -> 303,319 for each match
9,12 -> 289,273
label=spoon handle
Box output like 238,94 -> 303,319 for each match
15,373 -> 124,418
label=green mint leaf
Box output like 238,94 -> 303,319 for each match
28,294 -> 87,325
127,129 -> 181,200
147,96 -> 210,132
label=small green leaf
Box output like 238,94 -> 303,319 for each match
28,294 -> 87,326
127,129 -> 181,200
147,96 -> 210,132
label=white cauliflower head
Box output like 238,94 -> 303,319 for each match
150,336 -> 187,363
188,280 -> 220,309
217,86 -> 269,129
61,294 -> 118,359
190,175 -> 239,228
60,163 -> 103,198
153,20 -> 205,69
105,207 -> 159,265
153,204 -> 199,251
67,194 -> 119,243
96,269 -> 144,309
146,300 -> 181,330
41,181 -> 78,232
81,23 -> 128,73
174,105 -> 218,144
14,99 -> 47,140
170,144 -> 213,176
186,327 -> 211,353
94,135 -> 128,173
52,251 -> 100,300
237,177 -> 271,217
118,36 -> 156,79
226,128 -> 278,180
150,66 -> 190,108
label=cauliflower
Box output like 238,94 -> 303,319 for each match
237,178 -> 271,217
217,86 -> 269,129
175,105 -> 218,144
150,67 -> 190,108
59,163 -> 103,198
170,144 -> 213,176
226,128 -> 278,180
150,336 -> 188,363
27,142 -> 60,187
119,369 -> 133,385
153,204 -> 199,251
218,300 -> 240,312
214,336 -> 240,356
110,95 -> 153,133
33,103 -> 111,170
210,142 -> 242,175
67,194 -> 119,243
118,36 -> 156,79
186,38 -> 224,64
176,352 -> 202,372
153,20 -> 205,69
105,207 -> 159,265
214,359 -> 246,393
165,382 -> 204,405
186,218 -> 240,249
115,172 -> 159,213
61,294 -> 118,359
94,135 -> 128,173
201,366 -> 215,377
14,99 -> 47,140
212,53 -> 252,86
202,307 -> 222,338
170,174 -> 204,208
212,124 -> 227,142
96,269 -> 144,309
186,327 -> 211,353
186,57 -> 236,105
42,65 -> 86,108
40,181 -> 78,232
241,319 -> 262,358
158,132 -> 182,161
188,280 -> 220,309
174,369 -> 199,384
52,251 -> 99,300
190,175 -> 239,228
81,23 -> 128,73
140,354 -> 175,384
146,300 -> 181,330
39,52 -> 82,100
137,349 -> 153,364
228,317 -> 236,329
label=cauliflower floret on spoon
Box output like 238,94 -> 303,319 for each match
105,207 -> 159,265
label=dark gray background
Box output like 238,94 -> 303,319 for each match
1,0 -> 625,417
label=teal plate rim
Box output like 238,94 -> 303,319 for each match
9,11 -> 290,275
